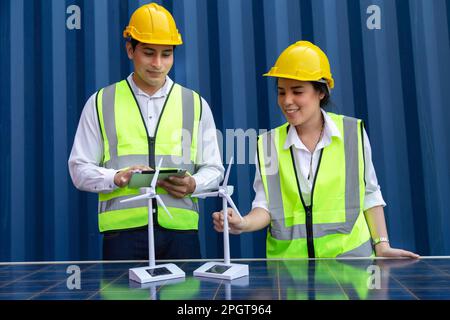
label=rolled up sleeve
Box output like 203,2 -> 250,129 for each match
363,128 -> 387,211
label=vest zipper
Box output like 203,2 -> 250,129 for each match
148,137 -> 156,168
304,205 -> 314,258
149,83 -> 174,226
288,124 -> 324,258
125,80 -> 175,226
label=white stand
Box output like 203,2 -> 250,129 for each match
192,157 -> 249,280
193,261 -> 249,281
122,159 -> 185,284
129,263 -> 185,284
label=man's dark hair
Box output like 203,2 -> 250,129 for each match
130,38 -> 140,51
128,38 -> 176,52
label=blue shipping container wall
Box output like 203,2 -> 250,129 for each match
0,0 -> 449,261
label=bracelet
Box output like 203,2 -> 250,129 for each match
372,237 -> 389,246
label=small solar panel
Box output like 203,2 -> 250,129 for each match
205,265 -> 232,274
145,267 -> 172,277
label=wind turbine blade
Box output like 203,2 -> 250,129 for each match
120,193 -> 151,203
151,158 -> 164,189
222,157 -> 234,187
224,194 -> 243,220
155,195 -> 173,219
191,191 -> 219,199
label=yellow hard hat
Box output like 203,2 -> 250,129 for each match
264,41 -> 334,89
123,3 -> 182,45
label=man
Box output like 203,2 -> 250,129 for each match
69,3 -> 224,260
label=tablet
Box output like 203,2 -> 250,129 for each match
128,169 -> 187,188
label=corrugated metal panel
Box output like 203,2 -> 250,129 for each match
0,0 -> 449,261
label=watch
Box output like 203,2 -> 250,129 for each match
372,237 -> 389,246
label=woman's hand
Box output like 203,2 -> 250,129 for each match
212,208 -> 247,235
375,242 -> 420,259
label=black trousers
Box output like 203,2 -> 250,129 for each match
102,225 -> 201,260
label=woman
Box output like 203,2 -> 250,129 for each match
213,41 -> 419,258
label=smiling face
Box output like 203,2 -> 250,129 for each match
277,78 -> 325,127
126,41 -> 174,95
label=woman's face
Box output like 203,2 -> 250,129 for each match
277,78 -> 324,127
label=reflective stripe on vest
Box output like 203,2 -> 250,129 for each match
257,112 -> 373,258
96,79 -> 201,232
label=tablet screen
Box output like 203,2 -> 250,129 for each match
128,169 -> 187,188
140,170 -> 179,174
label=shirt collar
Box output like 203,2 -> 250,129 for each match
127,73 -> 173,99
283,109 -> 343,151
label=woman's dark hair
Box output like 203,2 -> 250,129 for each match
276,79 -> 333,109
311,81 -> 332,109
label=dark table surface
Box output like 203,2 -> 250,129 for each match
0,257 -> 449,300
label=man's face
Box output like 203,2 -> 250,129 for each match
126,42 -> 174,91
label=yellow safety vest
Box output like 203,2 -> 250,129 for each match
96,79 -> 202,232
257,112 -> 374,258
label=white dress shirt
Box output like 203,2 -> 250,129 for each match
68,73 -> 224,194
252,109 -> 386,212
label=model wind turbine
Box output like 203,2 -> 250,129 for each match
191,157 -> 249,280
122,158 -> 185,283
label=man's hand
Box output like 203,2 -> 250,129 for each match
157,175 -> 196,198
212,208 -> 247,235
114,165 -> 153,188
375,242 -> 420,259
